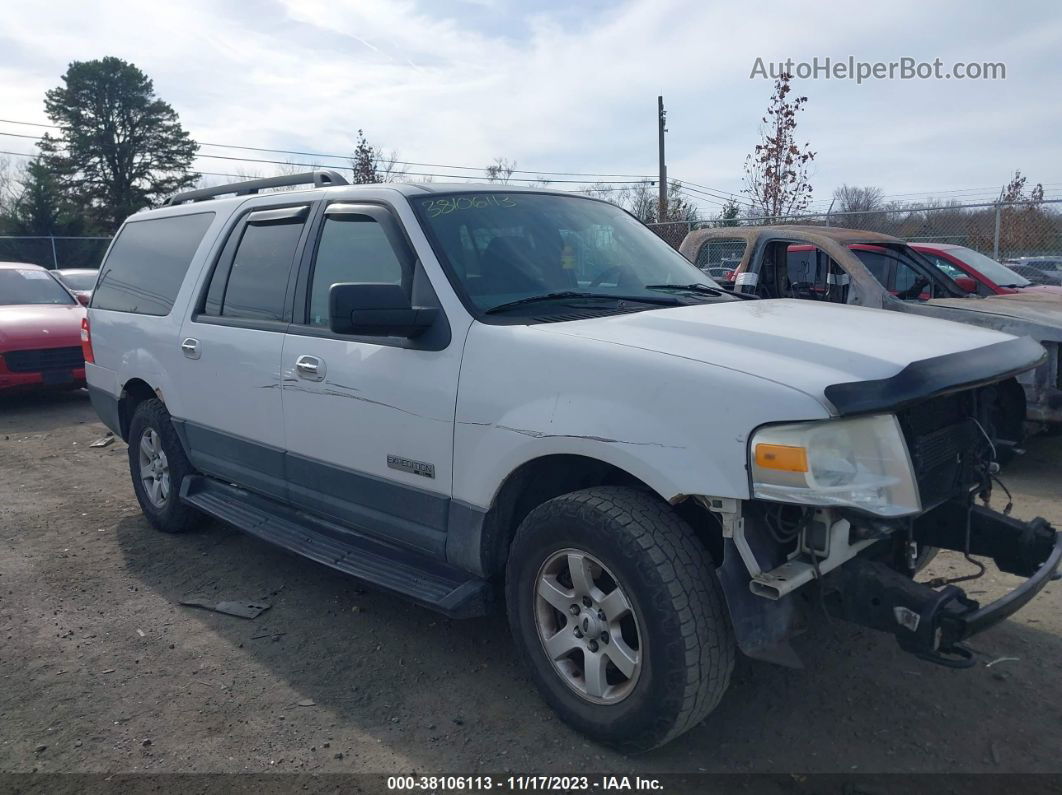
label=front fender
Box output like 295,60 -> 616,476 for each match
453,321 -> 831,510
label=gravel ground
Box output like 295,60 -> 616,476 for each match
1,390 -> 1060,775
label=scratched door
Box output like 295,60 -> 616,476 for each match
278,206 -> 466,556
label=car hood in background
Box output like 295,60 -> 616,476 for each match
534,299 -> 1032,412
925,292 -> 1062,343
0,304 -> 86,349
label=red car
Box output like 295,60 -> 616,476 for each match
0,262 -> 87,393
912,242 -> 1062,297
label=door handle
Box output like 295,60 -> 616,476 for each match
180,338 -> 201,359
295,354 -> 326,381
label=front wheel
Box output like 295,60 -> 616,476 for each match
505,487 -> 734,752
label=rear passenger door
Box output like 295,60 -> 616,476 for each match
279,202 -> 460,559
175,201 -> 313,500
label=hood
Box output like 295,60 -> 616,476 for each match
1014,284 -> 1062,296
0,304 -> 86,350
925,292 -> 1062,342
534,299 -> 1033,413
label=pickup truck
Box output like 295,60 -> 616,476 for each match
680,226 -> 1062,443
85,173 -> 1060,751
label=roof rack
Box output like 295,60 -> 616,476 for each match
165,169 -> 349,206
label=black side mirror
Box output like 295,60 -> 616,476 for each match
329,283 -> 438,338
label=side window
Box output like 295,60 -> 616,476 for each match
202,207 -> 308,321
893,260 -> 931,299
786,247 -> 825,287
307,214 -> 405,327
852,250 -> 892,287
694,239 -> 746,281
94,212 -> 215,315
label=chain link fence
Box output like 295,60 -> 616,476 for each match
0,235 -> 112,270
649,199 -> 1062,266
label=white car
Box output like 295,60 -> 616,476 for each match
85,171 -> 1060,751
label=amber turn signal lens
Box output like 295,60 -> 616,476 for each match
754,443 -> 808,473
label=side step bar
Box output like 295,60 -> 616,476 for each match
180,475 -> 493,618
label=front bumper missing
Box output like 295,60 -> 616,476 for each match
824,506 -> 1060,667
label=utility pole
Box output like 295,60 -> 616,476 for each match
657,96 -> 667,223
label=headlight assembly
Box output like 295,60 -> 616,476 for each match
749,414 -> 921,517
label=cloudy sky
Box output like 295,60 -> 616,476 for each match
1,0 -> 1059,215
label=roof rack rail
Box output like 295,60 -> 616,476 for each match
165,169 -> 349,206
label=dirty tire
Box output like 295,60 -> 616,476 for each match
128,398 -> 205,534
506,486 -> 734,752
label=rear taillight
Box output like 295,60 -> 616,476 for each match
81,316 -> 94,364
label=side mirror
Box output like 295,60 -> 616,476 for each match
329,283 -> 437,338
954,276 -> 978,294
76,292 -> 90,306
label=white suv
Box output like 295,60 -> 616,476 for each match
85,171 -> 1060,751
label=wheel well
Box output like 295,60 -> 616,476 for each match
118,378 -> 158,441
479,454 -> 722,576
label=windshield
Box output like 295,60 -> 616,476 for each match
0,269 -> 77,306
412,192 -> 722,315
58,271 -> 99,291
946,247 -> 1031,287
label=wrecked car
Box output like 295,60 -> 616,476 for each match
86,174 -> 1060,751
681,226 -> 1062,442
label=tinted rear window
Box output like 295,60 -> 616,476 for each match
93,213 -> 215,315
58,271 -> 99,291
213,216 -> 305,321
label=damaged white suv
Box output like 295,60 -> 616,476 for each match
85,172 -> 1060,751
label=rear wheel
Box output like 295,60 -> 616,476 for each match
128,399 -> 205,533
505,486 -> 734,752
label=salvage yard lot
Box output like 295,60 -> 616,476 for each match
2,390 -> 1061,774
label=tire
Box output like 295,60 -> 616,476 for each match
505,486 -> 734,752
127,398 -> 205,534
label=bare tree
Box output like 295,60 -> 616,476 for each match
1000,170 -> 1050,258
742,73 -> 815,219
374,149 -> 408,182
485,158 -> 517,184
0,155 -> 18,228
1002,170 -> 1044,205
832,185 -> 883,213
831,184 -> 885,228
715,200 -> 741,227
664,180 -> 699,224
582,180 -> 697,225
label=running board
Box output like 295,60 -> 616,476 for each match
179,475 -> 493,618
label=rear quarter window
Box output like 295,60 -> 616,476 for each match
92,212 -> 215,315
693,239 -> 746,275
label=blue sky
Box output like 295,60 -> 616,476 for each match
1,0 -> 1060,215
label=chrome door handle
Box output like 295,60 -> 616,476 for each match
295,354 -> 325,381
181,338 -> 201,359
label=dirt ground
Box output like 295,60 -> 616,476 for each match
1,389 -> 1060,776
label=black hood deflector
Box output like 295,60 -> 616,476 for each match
824,336 -> 1046,416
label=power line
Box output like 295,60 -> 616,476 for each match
0,116 -> 780,205
0,132 -> 653,186
0,117 -> 659,180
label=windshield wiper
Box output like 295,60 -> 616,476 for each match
643,283 -> 726,297
484,291 -> 679,314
